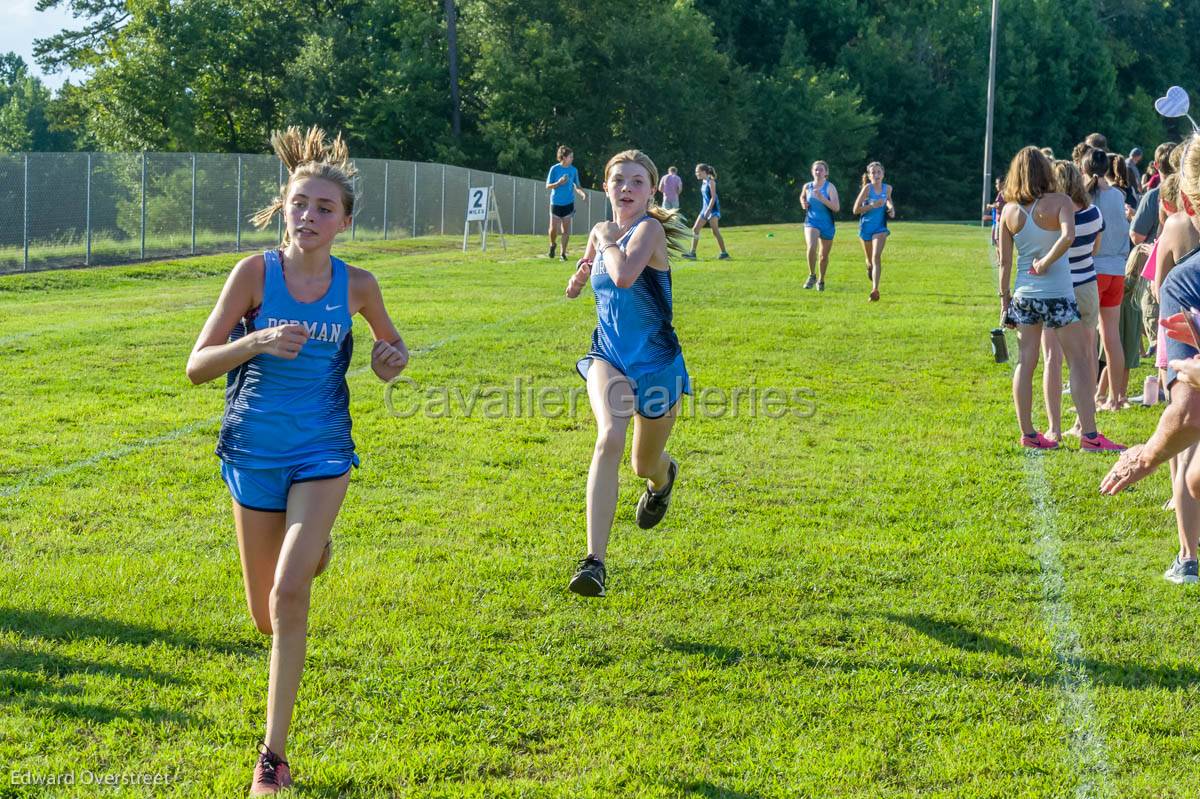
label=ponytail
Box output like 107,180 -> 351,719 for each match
251,125 -> 358,243
649,206 -> 694,257
1080,148 -> 1109,200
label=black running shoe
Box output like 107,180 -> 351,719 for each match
568,555 -> 606,597
636,458 -> 678,530
549,243 -> 557,258
560,251 -> 568,261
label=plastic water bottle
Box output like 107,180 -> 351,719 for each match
990,328 -> 1008,363
1143,374 -> 1159,407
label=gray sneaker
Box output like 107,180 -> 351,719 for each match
1164,557 -> 1199,584
803,275 -> 817,290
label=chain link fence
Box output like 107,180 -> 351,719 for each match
0,152 -> 611,274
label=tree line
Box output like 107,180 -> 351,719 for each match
7,0 -> 1200,221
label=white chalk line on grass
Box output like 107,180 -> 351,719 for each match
1,300 -> 568,498
1020,402 -> 1114,796
995,231 -> 1113,795
1024,456 -> 1114,796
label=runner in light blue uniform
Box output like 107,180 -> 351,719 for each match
683,163 -> 729,260
804,181 -> 836,240
575,216 -> 690,418
853,161 -> 894,301
564,149 -> 692,598
218,248 -> 358,510
186,125 -> 409,795
801,160 -> 840,290
858,182 -> 891,240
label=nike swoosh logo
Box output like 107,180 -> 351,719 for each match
325,304 -> 342,312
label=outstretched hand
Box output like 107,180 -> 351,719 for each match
1100,444 -> 1154,495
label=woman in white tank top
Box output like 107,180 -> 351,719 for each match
998,147 -> 1123,451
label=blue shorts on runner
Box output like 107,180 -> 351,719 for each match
221,457 -> 359,513
577,353 -> 691,420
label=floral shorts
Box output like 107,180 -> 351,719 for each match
1004,296 -> 1081,329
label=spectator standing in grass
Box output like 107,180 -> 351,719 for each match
1102,133 -> 1200,584
658,166 -> 683,211
997,146 -> 1122,451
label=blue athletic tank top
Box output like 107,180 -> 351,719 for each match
1011,201 -> 1073,300
701,178 -> 720,216
805,182 -> 834,229
216,250 -> 356,467
586,216 -> 683,379
860,183 -> 889,233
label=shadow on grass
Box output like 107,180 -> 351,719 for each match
0,606 -> 259,725
664,613 -> 1200,691
0,606 -> 259,656
661,637 -> 745,667
676,781 -> 766,799
881,612 -> 1027,658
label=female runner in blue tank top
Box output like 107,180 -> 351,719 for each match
564,149 -> 693,597
186,127 -> 408,795
799,160 -> 840,291
852,161 -> 894,301
682,163 -> 729,259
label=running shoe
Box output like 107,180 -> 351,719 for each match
636,458 -> 678,529
803,275 -> 817,290
560,252 -> 568,261
718,252 -> 731,260
568,555 -> 606,597
1164,556 -> 1199,585
681,252 -> 697,260
1081,433 -> 1126,452
869,289 -> 880,302
817,281 -> 825,292
250,742 -> 291,796
548,244 -> 556,259
1021,432 -> 1059,449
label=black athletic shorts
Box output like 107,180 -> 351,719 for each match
551,203 -> 576,219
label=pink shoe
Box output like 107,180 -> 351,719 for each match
250,742 -> 291,796
1021,432 -> 1059,449
1081,432 -> 1126,452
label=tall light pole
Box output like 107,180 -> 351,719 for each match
981,0 -> 1000,225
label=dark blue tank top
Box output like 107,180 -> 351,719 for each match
216,250 -> 356,467
701,178 -> 720,215
586,216 -> 682,379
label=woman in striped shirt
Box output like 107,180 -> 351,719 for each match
1042,160 -> 1103,442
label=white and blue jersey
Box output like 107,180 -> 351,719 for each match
700,178 -> 720,219
804,182 -> 836,240
859,183 -> 890,240
217,250 -> 357,470
576,216 -> 690,418
547,164 -> 580,206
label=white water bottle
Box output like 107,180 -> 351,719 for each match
1143,374 -> 1159,407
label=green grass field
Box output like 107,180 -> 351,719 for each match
0,224 -> 1195,797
